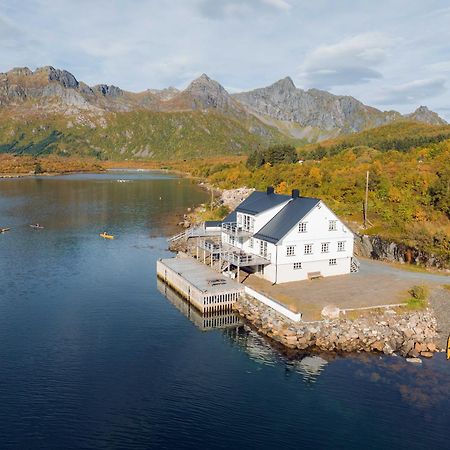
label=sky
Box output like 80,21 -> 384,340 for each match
1,0 -> 450,119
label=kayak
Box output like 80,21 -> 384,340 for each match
100,232 -> 114,240
0,227 -> 10,233
447,335 -> 450,360
30,224 -> 44,229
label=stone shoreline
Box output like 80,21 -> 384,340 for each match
233,295 -> 440,358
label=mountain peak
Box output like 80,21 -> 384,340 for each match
405,105 -> 447,125
272,76 -> 296,90
6,67 -> 32,76
34,66 -> 79,89
179,73 -> 241,112
186,73 -> 221,90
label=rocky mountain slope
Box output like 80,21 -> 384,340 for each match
0,65 -> 446,160
233,77 -> 447,137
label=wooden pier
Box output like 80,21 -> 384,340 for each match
156,257 -> 244,314
157,279 -> 242,331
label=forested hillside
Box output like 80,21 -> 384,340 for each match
0,110 -> 289,160
184,130 -> 450,264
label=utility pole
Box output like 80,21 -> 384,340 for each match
364,170 -> 369,228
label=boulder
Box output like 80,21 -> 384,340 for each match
414,342 -> 427,352
371,341 -> 384,352
321,305 -> 340,320
406,357 -> 422,364
427,343 -> 437,352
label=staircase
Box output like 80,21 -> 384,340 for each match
350,257 -> 360,273
168,230 -> 187,243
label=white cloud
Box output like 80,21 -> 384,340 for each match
376,78 -> 447,105
198,0 -> 291,18
0,0 -> 449,119
298,33 -> 394,88
261,0 -> 291,11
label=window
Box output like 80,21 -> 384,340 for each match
321,242 -> 329,253
329,258 -> 337,266
249,238 -> 254,248
304,244 -> 313,255
298,222 -> 307,233
260,240 -> 268,258
243,214 -> 254,232
337,241 -> 345,252
294,262 -> 302,270
286,245 -> 295,256
329,220 -> 337,231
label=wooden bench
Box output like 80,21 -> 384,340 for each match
307,271 -> 322,280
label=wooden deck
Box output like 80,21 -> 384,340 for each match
156,256 -> 244,314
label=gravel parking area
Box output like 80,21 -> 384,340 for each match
243,258 -> 450,321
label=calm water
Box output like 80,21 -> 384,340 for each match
0,172 -> 448,449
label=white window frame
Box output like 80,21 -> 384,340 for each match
293,262 -> 302,270
321,242 -> 330,253
337,241 -> 345,252
260,240 -> 268,258
286,245 -> 296,257
298,222 -> 307,233
304,244 -> 313,255
243,214 -> 254,232
329,258 -> 337,266
329,220 -> 337,231
249,237 -> 254,248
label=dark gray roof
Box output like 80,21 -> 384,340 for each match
235,191 -> 290,215
253,197 -> 320,244
222,210 -> 236,223
204,220 -> 222,228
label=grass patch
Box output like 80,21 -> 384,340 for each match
443,284 -> 450,291
406,284 -> 429,310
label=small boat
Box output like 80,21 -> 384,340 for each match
30,224 -> 44,229
447,335 -> 450,360
0,227 -> 10,233
100,232 -> 114,240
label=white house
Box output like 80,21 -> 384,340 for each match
219,186 -> 355,284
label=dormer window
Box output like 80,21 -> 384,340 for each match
243,214 -> 254,232
298,222 -> 307,233
329,220 -> 337,231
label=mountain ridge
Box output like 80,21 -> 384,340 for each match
0,65 -> 447,160
0,65 -> 445,130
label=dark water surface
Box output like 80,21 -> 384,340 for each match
0,172 -> 448,449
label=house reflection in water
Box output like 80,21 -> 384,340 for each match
157,279 -> 242,332
224,327 -> 328,383
157,278 -> 327,383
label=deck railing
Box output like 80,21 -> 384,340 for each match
221,222 -> 252,237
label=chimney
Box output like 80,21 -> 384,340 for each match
291,189 -> 300,198
266,186 -> 274,195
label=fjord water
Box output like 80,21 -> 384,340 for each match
0,172 -> 448,450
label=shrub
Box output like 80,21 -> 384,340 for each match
409,284 -> 429,300
406,284 -> 429,310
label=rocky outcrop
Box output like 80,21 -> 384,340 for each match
234,295 -> 439,357
355,234 -> 450,269
405,106 -> 447,125
94,84 -> 123,97
220,187 -> 254,210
